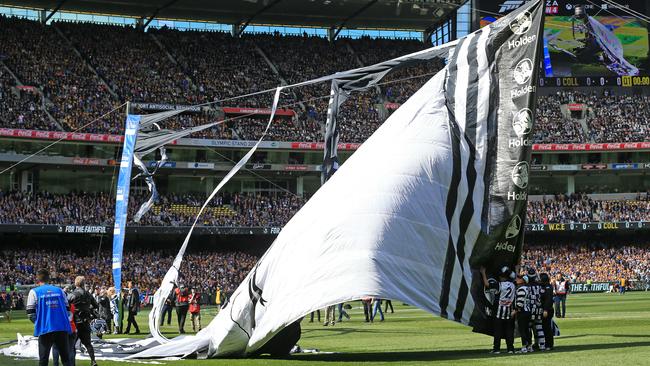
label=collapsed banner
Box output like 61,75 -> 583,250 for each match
130,0 -> 545,359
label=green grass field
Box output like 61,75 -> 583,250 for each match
2,292 -> 650,365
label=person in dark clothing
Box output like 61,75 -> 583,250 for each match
125,281 -> 140,334
68,276 -> 99,366
309,309 -> 321,323
527,268 -> 546,351
52,297 -> 77,366
540,273 -> 555,350
175,284 -> 190,333
97,290 -> 112,334
160,291 -> 175,326
384,299 -> 394,314
514,274 -> 532,353
362,297 -> 373,322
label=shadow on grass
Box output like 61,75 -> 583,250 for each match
285,341 -> 650,363
302,327 -> 420,337
611,334 -> 650,338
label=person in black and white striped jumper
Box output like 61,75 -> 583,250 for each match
515,273 -> 532,353
527,268 -> 547,351
481,266 -> 516,354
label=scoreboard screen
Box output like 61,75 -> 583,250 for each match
478,1 -> 649,86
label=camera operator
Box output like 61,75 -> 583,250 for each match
188,287 -> 202,332
68,276 -> 99,366
175,284 -> 190,334
160,290 -> 175,327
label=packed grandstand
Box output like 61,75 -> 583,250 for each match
1,6 -> 650,306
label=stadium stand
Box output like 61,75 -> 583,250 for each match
527,193 -> 650,224
3,190 -> 650,227
521,243 -> 650,285
2,244 -> 648,298
3,16 -> 646,145
0,190 -> 306,227
0,249 -> 257,299
0,69 -> 52,130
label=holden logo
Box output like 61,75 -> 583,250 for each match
513,58 -> 533,85
509,11 -> 532,35
505,215 -> 521,239
511,161 -> 529,189
512,108 -> 533,137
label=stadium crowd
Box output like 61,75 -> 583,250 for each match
0,249 -> 257,301
2,16 -> 648,145
527,193 -> 650,224
563,91 -> 650,143
3,189 -> 650,227
0,190 -> 306,227
522,243 -> 650,285
1,243 -> 648,304
533,92 -> 586,143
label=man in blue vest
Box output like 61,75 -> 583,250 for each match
26,269 -> 73,366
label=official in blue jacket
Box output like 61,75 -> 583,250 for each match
26,269 -> 72,366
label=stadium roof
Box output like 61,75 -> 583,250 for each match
1,0 -> 464,31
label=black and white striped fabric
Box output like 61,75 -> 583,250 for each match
130,0 -> 546,359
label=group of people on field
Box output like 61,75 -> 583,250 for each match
482,266 -> 570,355
309,298 -> 395,326
26,269 -> 144,366
158,284 -> 214,333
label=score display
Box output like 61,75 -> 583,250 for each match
539,75 -> 650,87
479,1 -> 650,86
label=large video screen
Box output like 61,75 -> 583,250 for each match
479,1 -> 649,86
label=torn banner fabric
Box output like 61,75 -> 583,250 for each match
131,0 -> 545,359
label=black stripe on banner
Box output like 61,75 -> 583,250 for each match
453,32 -> 482,322
439,37 -> 465,319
